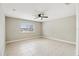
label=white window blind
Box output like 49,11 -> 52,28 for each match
20,23 -> 33,32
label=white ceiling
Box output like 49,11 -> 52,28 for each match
1,3 -> 76,22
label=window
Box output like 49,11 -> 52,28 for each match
20,23 -> 34,32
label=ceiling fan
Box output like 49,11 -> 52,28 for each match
33,10 -> 48,20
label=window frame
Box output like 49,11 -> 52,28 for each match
20,23 -> 35,33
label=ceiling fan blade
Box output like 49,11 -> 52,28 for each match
33,17 -> 39,19
42,16 -> 48,18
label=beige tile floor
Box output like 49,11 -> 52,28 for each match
5,38 -> 76,56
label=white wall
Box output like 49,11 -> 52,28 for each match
76,4 -> 79,56
0,4 -> 5,56
5,17 -> 42,42
43,16 -> 76,43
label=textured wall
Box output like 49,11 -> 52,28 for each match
43,16 -> 76,43
5,17 -> 42,42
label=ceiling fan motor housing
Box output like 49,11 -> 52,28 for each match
38,14 -> 42,17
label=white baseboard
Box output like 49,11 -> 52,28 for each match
44,36 -> 76,45
6,36 -> 42,44
6,36 -> 76,45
